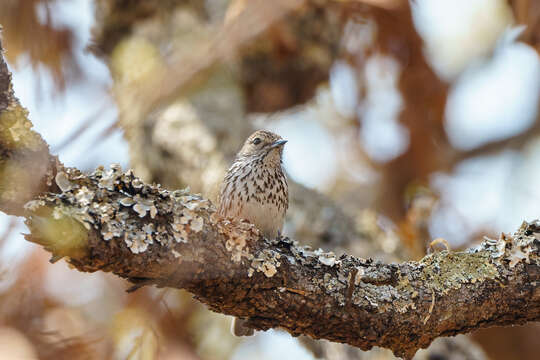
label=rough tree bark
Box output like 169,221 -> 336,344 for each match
1,40 -> 539,360
7,155 -> 540,360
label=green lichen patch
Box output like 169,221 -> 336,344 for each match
110,37 -> 162,84
25,205 -> 88,261
0,161 -> 32,201
0,102 -> 45,151
420,251 -> 499,294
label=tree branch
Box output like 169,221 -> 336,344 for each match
1,34 -> 539,360
16,166 -> 540,360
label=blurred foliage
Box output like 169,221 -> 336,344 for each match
0,252 -> 106,359
0,0 -> 80,90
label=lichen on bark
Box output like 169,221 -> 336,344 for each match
18,164 -> 540,359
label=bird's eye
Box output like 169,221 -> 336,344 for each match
252,137 -> 261,145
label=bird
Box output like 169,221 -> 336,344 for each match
217,130 -> 289,336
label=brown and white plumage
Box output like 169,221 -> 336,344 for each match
218,130 -> 288,238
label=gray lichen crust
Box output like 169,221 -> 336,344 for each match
26,165 -> 212,256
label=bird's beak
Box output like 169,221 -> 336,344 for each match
270,139 -> 287,149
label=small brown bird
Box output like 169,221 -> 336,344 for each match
218,130 -> 289,336
218,130 -> 289,238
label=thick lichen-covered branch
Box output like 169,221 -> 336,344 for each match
1,33 -> 539,360
13,166 -> 540,359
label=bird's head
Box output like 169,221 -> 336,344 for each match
238,130 -> 287,164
